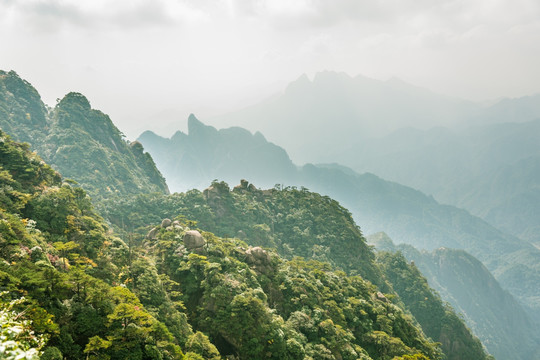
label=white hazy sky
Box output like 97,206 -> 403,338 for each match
1,0 -> 540,139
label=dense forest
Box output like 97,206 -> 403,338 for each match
0,130 -> 491,359
0,70 -> 169,199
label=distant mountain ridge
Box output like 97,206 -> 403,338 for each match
208,71 -> 540,166
207,71 -> 481,164
345,119 -> 540,246
205,72 -> 540,247
0,70 -> 169,199
138,114 -> 296,192
138,116 -> 540,358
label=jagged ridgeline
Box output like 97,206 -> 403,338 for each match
0,70 -> 169,199
1,131 -> 443,360
104,180 -> 491,360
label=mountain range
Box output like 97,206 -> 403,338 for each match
1,122 -> 488,359
340,120 -> 540,246
138,115 -> 540,359
2,69 -> 540,359
206,71 -> 540,247
207,71 -> 480,165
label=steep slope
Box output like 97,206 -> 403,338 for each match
0,70 -> 169,199
40,92 -> 169,198
1,130 -> 453,360
207,71 -> 479,164
368,232 -> 540,360
103,181 -> 492,360
0,70 -> 49,145
375,251 -> 489,360
146,218 -> 444,360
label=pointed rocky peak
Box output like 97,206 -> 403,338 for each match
187,113 -> 204,125
187,113 -> 204,132
170,130 -> 187,142
187,114 -> 218,138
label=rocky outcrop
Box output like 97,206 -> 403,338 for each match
245,246 -> 273,274
376,291 -> 388,303
146,218 -> 180,239
233,179 -> 261,194
184,230 -> 206,250
146,227 -> 159,240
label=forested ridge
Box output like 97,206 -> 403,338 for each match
103,180 -> 490,360
0,70 -> 169,200
0,131 -> 490,359
0,69 -> 494,359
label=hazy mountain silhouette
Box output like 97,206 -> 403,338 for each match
346,120 -> 540,246
208,71 -> 480,165
207,73 -> 540,248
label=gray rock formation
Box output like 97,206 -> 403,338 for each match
146,227 -> 159,240
245,246 -> 273,274
183,230 -> 206,250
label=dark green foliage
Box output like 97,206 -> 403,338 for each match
0,70 -> 48,145
40,346 -> 63,360
0,71 -> 168,200
0,133 -> 187,359
103,180 -> 493,359
41,91 -> 169,199
103,180 -> 382,287
376,251 -> 490,360
145,218 -> 441,360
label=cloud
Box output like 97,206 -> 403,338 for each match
1,0 -> 540,138
0,0 -> 206,33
